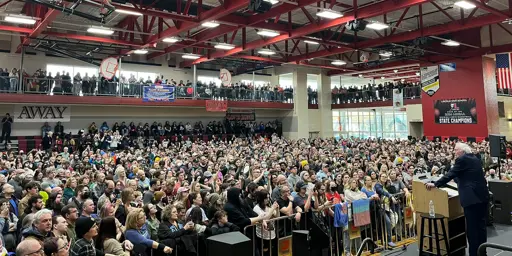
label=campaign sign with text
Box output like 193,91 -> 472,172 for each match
143,85 -> 175,102
421,66 -> 440,96
14,105 -> 71,122
434,98 -> 477,124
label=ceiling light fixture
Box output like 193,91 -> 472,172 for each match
4,15 -> 37,25
304,40 -> 320,45
257,49 -> 276,55
316,10 -> 343,19
367,22 -> 389,30
163,37 -> 180,43
379,51 -> 393,57
454,0 -> 476,9
358,74 -> 363,78
331,60 -> 347,66
114,9 -> 143,16
182,54 -> 201,59
257,30 -> 280,37
394,69 -> 398,73
214,43 -> 236,50
264,0 -> 279,4
201,21 -> 220,28
441,40 -> 460,46
416,72 -> 420,76
381,76 -> 385,79
133,49 -> 148,54
87,26 -> 114,35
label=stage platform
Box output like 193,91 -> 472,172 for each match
373,224 -> 512,256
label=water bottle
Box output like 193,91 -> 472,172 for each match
429,200 -> 435,217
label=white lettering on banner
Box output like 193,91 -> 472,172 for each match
14,105 -> 71,122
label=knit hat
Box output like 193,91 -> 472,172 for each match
154,191 -> 165,203
208,193 -> 221,206
75,217 -> 96,239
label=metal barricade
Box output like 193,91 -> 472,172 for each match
243,215 -> 297,256
0,76 -> 19,93
478,243 -> 512,256
331,86 -> 422,104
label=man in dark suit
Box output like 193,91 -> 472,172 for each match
426,142 -> 489,256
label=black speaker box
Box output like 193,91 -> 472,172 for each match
489,134 -> 506,158
488,180 -> 512,225
248,0 -> 272,13
292,230 -> 311,256
206,232 -> 251,256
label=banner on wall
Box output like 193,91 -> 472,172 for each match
420,66 -> 440,96
14,105 -> 71,122
392,89 -> 404,108
205,100 -> 228,112
225,112 -> 256,121
434,98 -> 477,124
143,85 -> 175,102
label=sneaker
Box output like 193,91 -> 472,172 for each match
388,242 -> 397,247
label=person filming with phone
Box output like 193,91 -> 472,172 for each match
425,142 -> 489,256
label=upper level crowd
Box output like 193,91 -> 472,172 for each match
0,118 -> 507,256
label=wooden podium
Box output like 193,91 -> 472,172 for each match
413,180 -> 467,256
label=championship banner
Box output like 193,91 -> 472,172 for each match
143,85 -> 175,102
205,100 -> 228,112
14,105 -> 71,122
392,88 -> 403,108
225,112 -> 256,121
434,98 -> 477,124
421,66 -> 440,96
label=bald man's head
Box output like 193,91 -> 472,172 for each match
277,175 -> 287,185
16,239 -> 42,256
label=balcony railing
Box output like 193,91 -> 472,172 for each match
0,76 -> 294,103
330,86 -> 422,104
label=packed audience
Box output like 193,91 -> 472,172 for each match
0,117 -> 506,256
0,70 -> 293,103
331,82 -> 421,104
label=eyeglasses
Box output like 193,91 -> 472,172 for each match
26,247 -> 44,256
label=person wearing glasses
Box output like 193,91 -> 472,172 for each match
16,239 -> 44,256
43,237 -> 69,256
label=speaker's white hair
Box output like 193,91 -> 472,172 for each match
455,142 -> 472,154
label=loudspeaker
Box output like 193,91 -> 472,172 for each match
345,19 -> 368,32
248,0 -> 272,13
292,230 -> 311,256
488,180 -> 512,225
489,134 -> 506,158
207,232 -> 251,256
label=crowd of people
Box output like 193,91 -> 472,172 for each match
331,82 -> 421,104
0,116 -> 505,256
0,70 -> 293,103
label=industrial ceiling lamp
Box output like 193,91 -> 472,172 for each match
316,9 -> 343,19
87,26 -> 114,35
454,0 -> 476,9
441,40 -> 460,46
182,54 -> 201,59
367,22 -> 389,30
257,30 -> 280,37
134,49 -> 148,54
4,14 -> 37,25
257,49 -> 276,55
331,60 -> 347,66
201,21 -> 220,28
163,37 -> 180,43
215,43 -> 236,50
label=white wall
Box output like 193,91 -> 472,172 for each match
0,52 -> 272,85
0,104 -> 290,136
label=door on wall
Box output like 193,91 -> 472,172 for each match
309,132 -> 319,139
409,122 -> 423,139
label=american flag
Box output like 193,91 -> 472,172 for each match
496,53 -> 512,89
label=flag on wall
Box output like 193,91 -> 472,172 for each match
496,53 -> 512,89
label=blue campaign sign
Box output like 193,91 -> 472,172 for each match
439,63 -> 456,72
143,85 -> 175,102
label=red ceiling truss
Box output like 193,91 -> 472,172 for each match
1,0 -> 512,74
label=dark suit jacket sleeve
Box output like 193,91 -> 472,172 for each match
435,156 -> 463,188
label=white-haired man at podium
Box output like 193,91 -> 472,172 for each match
426,142 -> 489,256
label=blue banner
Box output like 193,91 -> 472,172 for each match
143,85 -> 175,102
439,63 -> 456,72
